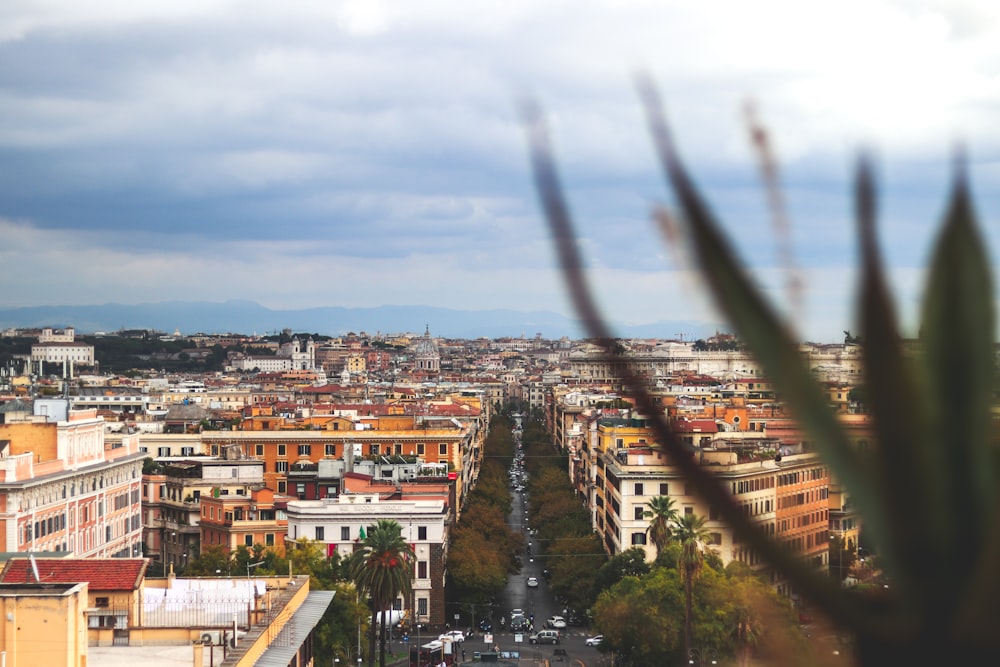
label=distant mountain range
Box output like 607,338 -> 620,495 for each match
0,300 -> 722,341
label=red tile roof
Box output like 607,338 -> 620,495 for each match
0,558 -> 147,591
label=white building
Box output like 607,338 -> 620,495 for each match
285,495 -> 449,625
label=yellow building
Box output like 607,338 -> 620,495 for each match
0,581 -> 89,667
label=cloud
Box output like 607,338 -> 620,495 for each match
1,1 -> 999,341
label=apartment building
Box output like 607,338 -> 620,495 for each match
286,494 -> 449,625
199,486 -> 287,557
142,458 -> 265,573
0,402 -> 144,558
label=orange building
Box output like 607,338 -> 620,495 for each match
199,487 -> 287,556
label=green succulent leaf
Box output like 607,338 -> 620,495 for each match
918,168 -> 996,619
854,157 -> 935,610
636,78 -> 901,635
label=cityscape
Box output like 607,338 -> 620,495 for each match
2,2 -> 997,666
0,324 -> 873,666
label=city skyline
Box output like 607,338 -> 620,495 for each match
2,1 -> 999,343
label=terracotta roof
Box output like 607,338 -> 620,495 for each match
0,558 -> 147,591
672,419 -> 719,433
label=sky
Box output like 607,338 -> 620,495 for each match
2,0 -> 999,342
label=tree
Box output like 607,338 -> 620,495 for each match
345,519 -> 415,667
592,568 -> 685,664
829,535 -> 857,583
593,547 -> 651,596
644,495 -> 679,557
676,513 -> 712,657
183,544 -> 231,576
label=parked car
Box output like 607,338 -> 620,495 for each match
585,635 -> 603,647
439,630 -> 465,644
527,577 -> 539,587
545,615 -> 567,629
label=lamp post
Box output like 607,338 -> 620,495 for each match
247,560 -> 265,580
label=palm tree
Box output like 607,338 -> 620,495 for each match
675,512 -> 711,658
643,495 -> 679,558
346,519 -> 416,667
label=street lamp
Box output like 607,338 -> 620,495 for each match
247,560 -> 265,579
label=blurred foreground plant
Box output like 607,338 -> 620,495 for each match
525,78 -> 999,664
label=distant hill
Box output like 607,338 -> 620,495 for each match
0,301 -> 721,341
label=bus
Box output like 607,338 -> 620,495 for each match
408,639 -> 455,667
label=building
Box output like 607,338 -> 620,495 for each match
286,494 -> 449,625
142,458 -> 266,574
0,557 -> 147,646
0,403 -> 145,558
199,486 -> 287,557
0,581 -> 89,666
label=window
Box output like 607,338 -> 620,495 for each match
417,443 -> 425,456
708,532 -> 723,545
417,598 -> 428,616
277,445 -> 286,456
277,481 -> 286,494
315,526 -> 325,541
256,445 -> 264,456
418,526 -> 427,540
265,533 -> 274,546
659,483 -> 669,495
635,483 -> 644,496
683,484 -> 692,496
298,444 -> 312,456
275,461 -> 288,473
634,507 -> 644,520
181,446 -> 194,456
325,444 -> 336,456
439,443 -> 447,456
631,532 -> 647,545
158,447 -> 170,457
245,535 -> 254,547
341,526 -> 350,541
684,506 -> 694,516
370,444 -> 380,456
709,506 -> 719,521
418,561 -> 428,578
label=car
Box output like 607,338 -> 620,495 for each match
439,630 -> 465,644
585,635 -> 603,647
545,616 -> 567,629
527,577 -> 539,587
530,630 -> 560,644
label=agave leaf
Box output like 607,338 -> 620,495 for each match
524,97 -> 887,635
854,157 -> 937,608
918,169 -> 996,618
635,78 -> 892,572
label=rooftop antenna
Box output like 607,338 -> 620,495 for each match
29,553 -> 41,583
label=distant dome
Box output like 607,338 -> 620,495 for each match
413,326 -> 440,374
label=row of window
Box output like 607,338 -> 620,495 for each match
777,487 -> 829,509
780,529 -> 829,552
777,467 -> 828,486
778,509 -> 829,533
733,476 -> 776,495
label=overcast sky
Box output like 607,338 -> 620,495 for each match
2,0 -> 999,342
